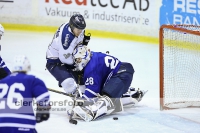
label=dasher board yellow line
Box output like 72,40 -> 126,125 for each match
2,23 -> 158,44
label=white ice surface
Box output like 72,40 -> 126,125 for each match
1,30 -> 200,133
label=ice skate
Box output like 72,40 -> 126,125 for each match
122,87 -> 148,102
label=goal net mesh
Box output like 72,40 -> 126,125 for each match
160,25 -> 200,109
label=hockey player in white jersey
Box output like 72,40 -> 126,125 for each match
46,14 -> 90,96
0,55 -> 50,133
0,24 -> 11,79
70,45 -> 146,122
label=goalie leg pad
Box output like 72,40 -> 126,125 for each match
121,97 -> 138,107
73,95 -> 115,122
72,106 -> 94,122
67,109 -> 88,120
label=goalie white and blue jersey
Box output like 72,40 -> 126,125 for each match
83,52 -> 121,98
0,72 -> 49,131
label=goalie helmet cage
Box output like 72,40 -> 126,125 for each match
159,24 -> 200,110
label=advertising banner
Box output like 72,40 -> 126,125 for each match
160,0 -> 200,26
0,0 -> 160,40
0,0 -> 32,16
39,0 -> 156,27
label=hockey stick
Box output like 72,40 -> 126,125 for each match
47,88 -> 72,97
68,89 -> 78,125
47,87 -> 78,125
48,87 -> 141,108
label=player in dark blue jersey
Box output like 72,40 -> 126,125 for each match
46,14 -> 90,96
0,55 -> 50,133
70,45 -> 147,122
0,24 -> 11,80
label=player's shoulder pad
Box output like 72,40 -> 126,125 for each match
61,24 -> 75,50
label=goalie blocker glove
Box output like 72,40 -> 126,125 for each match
0,68 -> 8,79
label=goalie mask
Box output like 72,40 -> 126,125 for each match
73,45 -> 91,71
12,55 -> 31,72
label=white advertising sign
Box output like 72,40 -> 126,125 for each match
39,0 -> 156,27
0,0 -> 32,16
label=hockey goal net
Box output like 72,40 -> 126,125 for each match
160,24 -> 200,110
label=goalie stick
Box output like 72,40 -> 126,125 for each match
47,87 -> 147,108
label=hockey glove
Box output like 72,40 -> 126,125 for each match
83,31 -> 91,46
0,68 -> 9,80
63,63 -> 76,69
72,70 -> 84,85
36,105 -> 51,123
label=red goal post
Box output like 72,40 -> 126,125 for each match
159,24 -> 200,110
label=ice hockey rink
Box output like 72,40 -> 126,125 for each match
1,30 -> 200,133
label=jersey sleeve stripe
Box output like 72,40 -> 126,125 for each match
0,123 -> 35,129
1,65 -> 7,68
82,94 -> 90,101
0,60 -> 5,65
0,113 -> 35,120
85,89 -> 98,97
35,92 -> 49,102
103,72 -> 113,87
